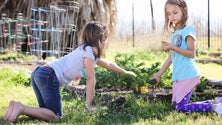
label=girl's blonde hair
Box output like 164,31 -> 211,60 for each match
80,21 -> 108,59
164,0 -> 188,33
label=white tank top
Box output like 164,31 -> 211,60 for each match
49,45 -> 96,85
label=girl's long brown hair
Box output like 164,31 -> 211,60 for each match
80,21 -> 108,59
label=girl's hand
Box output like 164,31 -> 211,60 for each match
162,41 -> 174,51
125,71 -> 137,77
152,73 -> 161,86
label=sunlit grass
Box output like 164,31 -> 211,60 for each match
198,63 -> 222,79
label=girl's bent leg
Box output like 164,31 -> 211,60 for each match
32,67 -> 62,117
176,101 -> 212,113
176,91 -> 212,113
7,101 -> 59,122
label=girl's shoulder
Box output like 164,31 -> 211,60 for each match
182,25 -> 196,39
183,25 -> 195,31
76,44 -> 93,51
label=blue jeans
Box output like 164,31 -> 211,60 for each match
31,66 -> 62,117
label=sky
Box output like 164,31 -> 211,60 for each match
116,0 -> 222,33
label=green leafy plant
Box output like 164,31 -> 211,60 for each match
0,53 -> 18,61
10,70 -> 31,86
195,76 -> 209,92
80,53 -> 172,92
0,68 -> 31,86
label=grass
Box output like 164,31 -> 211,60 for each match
0,40 -> 222,124
198,63 -> 222,79
1,78 -> 222,125
1,79 -> 222,125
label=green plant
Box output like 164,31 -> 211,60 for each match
10,70 -> 31,86
80,53 -> 172,92
0,68 -> 31,86
195,76 -> 209,92
0,53 -> 18,61
196,48 -> 208,57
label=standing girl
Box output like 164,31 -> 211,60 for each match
4,21 -> 136,122
152,0 -> 222,116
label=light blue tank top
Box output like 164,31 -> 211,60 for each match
170,25 -> 200,81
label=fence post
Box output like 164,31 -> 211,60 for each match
208,0 -> 210,49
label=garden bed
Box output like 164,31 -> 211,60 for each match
1,60 -> 221,103
65,80 -> 222,104
197,58 -> 222,64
